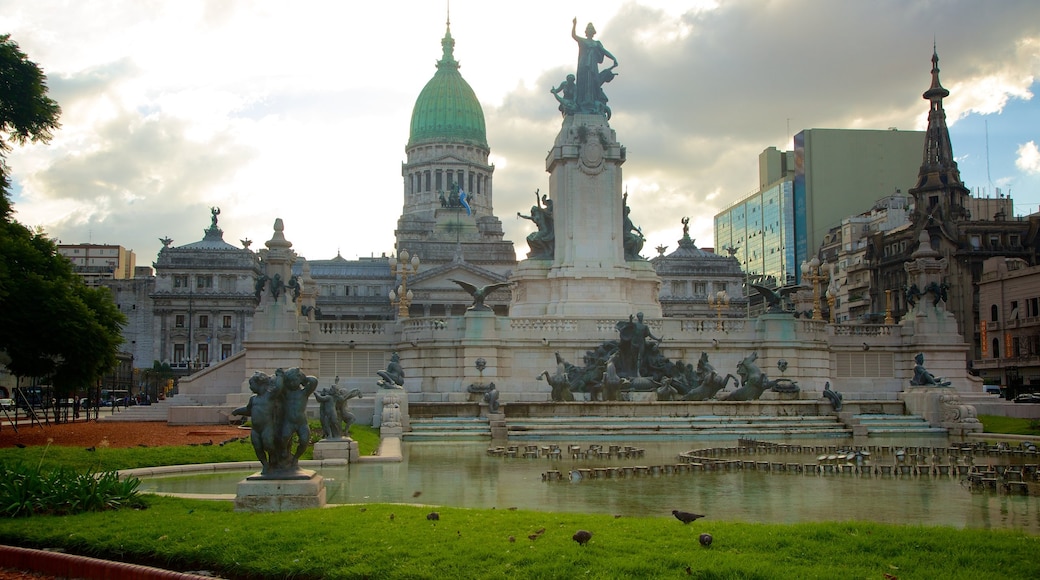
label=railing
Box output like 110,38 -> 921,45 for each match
679,319 -> 747,333
830,324 -> 895,336
317,320 -> 389,335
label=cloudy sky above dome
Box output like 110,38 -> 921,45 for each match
3,0 -> 1039,265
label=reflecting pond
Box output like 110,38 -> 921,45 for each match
139,439 -> 1040,533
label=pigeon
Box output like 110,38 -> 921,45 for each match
15,443 -> 26,448
412,491 -> 422,498
389,513 -> 395,521
672,510 -> 705,524
508,536 -> 516,543
699,533 -> 713,547
572,530 -> 593,546
85,446 -> 96,452
426,512 -> 440,521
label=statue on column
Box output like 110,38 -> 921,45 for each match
568,18 -> 618,116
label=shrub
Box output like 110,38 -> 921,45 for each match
0,462 -> 145,518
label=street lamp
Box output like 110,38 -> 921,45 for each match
801,257 -> 826,321
707,290 -> 730,330
389,249 -> 420,319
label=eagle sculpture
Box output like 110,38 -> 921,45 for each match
450,279 -> 512,311
748,283 -> 799,314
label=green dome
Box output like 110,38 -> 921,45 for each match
408,26 -> 488,150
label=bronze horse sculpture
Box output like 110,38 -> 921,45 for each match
724,352 -> 772,401
539,352 -> 575,402
682,352 -> 738,401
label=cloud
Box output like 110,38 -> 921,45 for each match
4,0 -> 1040,265
1016,141 -> 1040,175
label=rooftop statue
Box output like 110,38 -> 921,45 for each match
568,18 -> 618,117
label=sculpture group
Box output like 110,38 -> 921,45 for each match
538,313 -> 804,403
232,367 -> 318,477
314,377 -> 362,440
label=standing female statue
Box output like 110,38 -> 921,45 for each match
571,18 -> 618,114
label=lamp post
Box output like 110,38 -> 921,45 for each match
884,289 -> 895,324
707,290 -> 730,330
389,249 -> 420,319
825,286 -> 836,323
801,257 -> 826,321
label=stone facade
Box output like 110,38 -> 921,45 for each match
972,257 -> 1040,396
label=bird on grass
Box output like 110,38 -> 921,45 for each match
85,446 -> 96,452
412,490 -> 422,498
426,512 -> 440,521
389,513 -> 395,521
15,443 -> 26,448
672,510 -> 705,524
699,533 -> 713,547
572,530 -> 592,546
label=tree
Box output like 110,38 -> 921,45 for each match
0,33 -> 61,218
0,34 -> 124,399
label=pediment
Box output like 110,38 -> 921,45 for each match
409,261 -> 509,292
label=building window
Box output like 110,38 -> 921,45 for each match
198,315 -> 209,329
197,344 -> 209,365
173,344 -> 185,363
989,234 -> 1000,248
991,305 -> 999,322
173,275 -> 188,288
992,338 -> 1000,359
196,275 -> 213,289
1028,298 -> 1039,318
1010,234 -> 1020,247
223,315 -> 232,329
222,344 -> 233,360
175,314 -> 185,328
435,170 -> 442,191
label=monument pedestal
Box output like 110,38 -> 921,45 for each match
313,438 -> 359,462
234,470 -> 326,512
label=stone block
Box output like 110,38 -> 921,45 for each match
234,471 -> 326,512
313,438 -> 359,462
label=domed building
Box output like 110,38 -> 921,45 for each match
650,225 -> 747,319
395,20 -> 517,317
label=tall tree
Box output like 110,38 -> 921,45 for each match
0,33 -> 61,218
0,33 -> 124,397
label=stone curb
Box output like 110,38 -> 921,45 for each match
0,544 -> 220,579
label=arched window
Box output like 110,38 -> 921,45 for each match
991,304 -> 999,322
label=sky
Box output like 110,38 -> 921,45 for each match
2,0 -> 1039,266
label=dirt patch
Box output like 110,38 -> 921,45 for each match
0,420 -> 248,449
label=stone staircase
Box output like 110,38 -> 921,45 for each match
504,414 -> 852,441
404,417 -> 492,441
97,400 -> 173,422
850,413 -> 948,437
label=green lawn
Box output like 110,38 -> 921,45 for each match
1,423 -> 1039,578
978,414 -> 1040,437
0,497 -> 1036,579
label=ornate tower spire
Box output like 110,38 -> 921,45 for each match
909,45 -> 970,231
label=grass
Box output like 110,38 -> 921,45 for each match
0,496 -> 1037,579
979,414 -> 1040,437
2,424 -> 1039,578
0,424 -> 381,473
